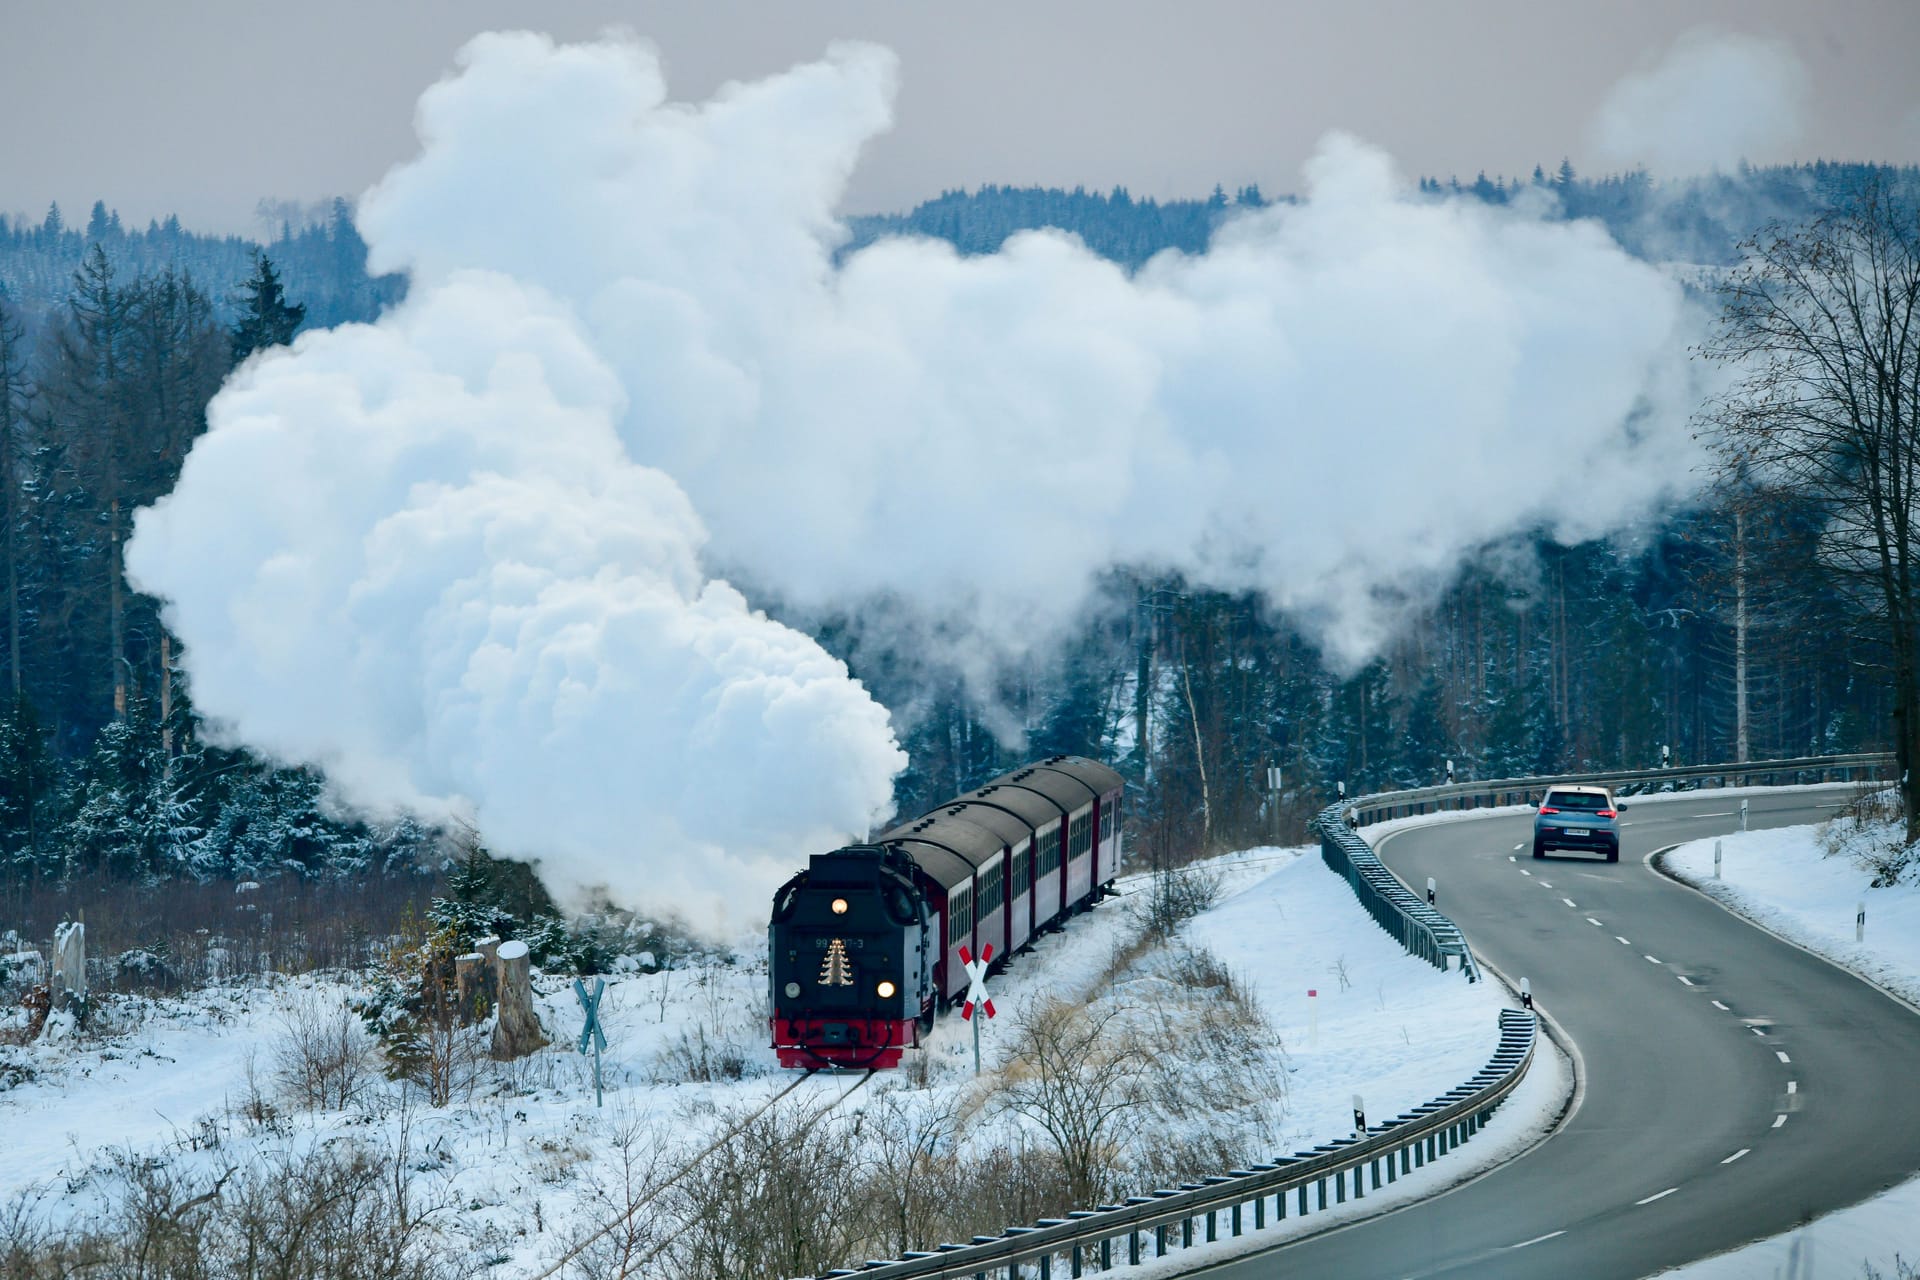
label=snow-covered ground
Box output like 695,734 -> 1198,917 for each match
1653,806 -> 1920,1279
0,843 -> 1562,1275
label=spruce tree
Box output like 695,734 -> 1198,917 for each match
229,253 -> 305,363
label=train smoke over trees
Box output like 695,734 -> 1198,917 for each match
128,32 -> 1713,926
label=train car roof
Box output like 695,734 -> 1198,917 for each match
881,839 -> 975,892
879,809 -> 1007,870
929,800 -> 1035,848
950,783 -> 1063,830
982,756 -> 1126,813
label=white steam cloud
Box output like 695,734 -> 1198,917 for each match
130,32 -> 1707,928
1592,29 -> 1807,175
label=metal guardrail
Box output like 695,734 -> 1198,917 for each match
1315,803 -> 1479,981
1341,752 -> 1894,828
809,1010 -> 1536,1280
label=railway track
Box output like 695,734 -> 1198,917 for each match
531,1067 -> 875,1280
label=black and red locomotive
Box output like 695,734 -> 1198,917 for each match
769,755 -> 1125,1069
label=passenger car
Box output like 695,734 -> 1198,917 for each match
1532,785 -> 1624,861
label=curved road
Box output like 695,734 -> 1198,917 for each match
1197,788 -> 1920,1280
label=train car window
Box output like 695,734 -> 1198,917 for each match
981,861 -> 1003,915
948,887 -> 973,946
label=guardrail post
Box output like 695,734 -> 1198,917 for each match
1128,1230 -> 1139,1265
1207,1208 -> 1218,1242
1371,1156 -> 1382,1190
1317,1177 -> 1328,1210
1071,1243 -> 1082,1277
1040,1256 -> 1050,1280
1181,1217 -> 1191,1249
1101,1236 -> 1111,1269
1155,1224 -> 1167,1256
1231,1202 -> 1241,1237
1335,1171 -> 1346,1204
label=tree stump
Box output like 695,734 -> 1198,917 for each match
50,922 -> 85,1015
491,940 -> 547,1060
454,952 -> 496,1025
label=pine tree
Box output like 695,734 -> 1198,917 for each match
229,253 -> 305,363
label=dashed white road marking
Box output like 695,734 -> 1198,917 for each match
1751,1027 -> 1768,1037
1722,1148 -> 1750,1164
1508,1231 -> 1567,1249
1616,936 -> 1632,946
1776,1051 -> 1792,1064
1636,1188 -> 1679,1205
1645,955 -> 1663,964
1786,1081 -> 1798,1094
1562,897 -> 1578,908
1539,881 -> 1555,889
1677,976 -> 1696,986
1587,917 -> 1604,927
1712,1000 -> 1730,1011
1513,845 -> 1524,853
1773,1114 -> 1788,1128
1520,870 -> 1533,877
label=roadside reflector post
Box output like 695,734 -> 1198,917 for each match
1427,877 -> 1437,906
1353,1093 -> 1366,1135
1740,799 -> 1749,832
1520,977 -> 1533,1011
1715,839 -> 1722,879
1858,901 -> 1866,944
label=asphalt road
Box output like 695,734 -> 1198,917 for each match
1194,788 -> 1920,1280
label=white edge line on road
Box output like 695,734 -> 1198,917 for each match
1508,1231 -> 1567,1249
1774,1114 -> 1788,1128
1636,1188 -> 1680,1205
1712,1000 -> 1730,1010
1722,1148 -> 1750,1164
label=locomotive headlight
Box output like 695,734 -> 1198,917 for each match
784,982 -> 801,998
876,980 -> 897,999
831,898 -> 849,915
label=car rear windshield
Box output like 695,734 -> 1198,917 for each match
1545,791 -> 1609,811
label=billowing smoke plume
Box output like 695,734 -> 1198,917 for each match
130,32 -> 1707,927
1591,29 -> 1807,175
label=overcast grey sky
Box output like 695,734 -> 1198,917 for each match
6,0 -> 1919,238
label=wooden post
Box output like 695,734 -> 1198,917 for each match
492,940 -> 547,1060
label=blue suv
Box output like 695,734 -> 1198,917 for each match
1533,786 -> 1624,862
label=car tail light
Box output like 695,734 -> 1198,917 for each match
1538,806 -> 1559,815
1597,809 -> 1617,819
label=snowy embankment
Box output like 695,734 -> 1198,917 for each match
0,843 -> 1563,1274
1654,813 -> 1920,1279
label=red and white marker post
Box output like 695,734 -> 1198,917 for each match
959,943 -> 995,1076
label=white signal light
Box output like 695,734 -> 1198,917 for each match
877,980 -> 897,998
784,982 -> 801,998
831,898 -> 849,915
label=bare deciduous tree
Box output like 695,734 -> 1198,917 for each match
1702,173 -> 1920,836
994,998 -> 1141,1207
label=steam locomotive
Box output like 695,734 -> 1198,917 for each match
768,756 -> 1125,1069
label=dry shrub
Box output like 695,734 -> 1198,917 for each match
1819,787 -> 1916,886
273,993 -> 374,1111
0,1137 -> 469,1280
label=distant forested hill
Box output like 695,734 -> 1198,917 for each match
847,162 -> 1920,269
0,198 -> 402,332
